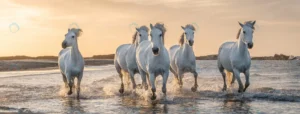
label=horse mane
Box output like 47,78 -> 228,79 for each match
179,33 -> 184,46
184,24 -> 196,31
153,23 -> 167,44
236,29 -> 241,39
132,32 -> 138,44
69,28 -> 83,37
132,25 -> 149,44
236,21 -> 256,39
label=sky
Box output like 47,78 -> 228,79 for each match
0,0 -> 299,57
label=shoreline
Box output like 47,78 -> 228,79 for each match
0,59 -> 298,72
0,59 -> 113,72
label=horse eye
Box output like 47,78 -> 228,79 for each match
243,31 -> 246,34
159,34 -> 162,37
72,36 -> 75,38
185,32 -> 187,34
139,34 -> 142,37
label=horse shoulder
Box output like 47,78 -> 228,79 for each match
169,45 -> 180,59
126,45 -> 138,69
136,41 -> 151,71
115,44 -> 131,71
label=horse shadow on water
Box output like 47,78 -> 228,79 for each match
61,98 -> 85,114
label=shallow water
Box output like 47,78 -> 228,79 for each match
0,60 -> 300,114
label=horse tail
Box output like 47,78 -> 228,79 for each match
121,70 -> 130,85
225,70 -> 233,86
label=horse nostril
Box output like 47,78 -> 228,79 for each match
62,42 -> 67,49
189,40 -> 194,46
248,43 -> 253,49
152,47 -> 159,54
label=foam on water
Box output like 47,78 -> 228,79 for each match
0,61 -> 300,113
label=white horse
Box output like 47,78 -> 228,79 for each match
114,26 -> 149,93
217,20 -> 256,93
136,23 -> 170,100
58,28 -> 85,98
169,24 -> 198,92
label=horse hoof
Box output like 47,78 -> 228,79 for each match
238,90 -> 243,93
67,91 -> 72,95
151,95 -> 156,100
191,87 -> 197,92
119,88 -> 124,94
222,88 -> 227,91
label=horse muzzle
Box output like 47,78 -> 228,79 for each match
152,47 -> 159,55
247,43 -> 253,49
62,41 -> 67,49
189,40 -> 194,46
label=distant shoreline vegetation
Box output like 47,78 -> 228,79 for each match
0,54 -> 298,60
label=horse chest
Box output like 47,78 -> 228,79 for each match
231,58 -> 251,72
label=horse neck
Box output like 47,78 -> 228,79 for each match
134,36 -> 145,48
237,34 -> 248,56
71,39 -> 82,64
181,39 -> 194,58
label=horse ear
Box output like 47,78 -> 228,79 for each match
238,22 -> 244,27
181,26 -> 185,30
136,28 -> 139,32
68,28 -> 70,32
252,20 -> 256,26
150,24 -> 153,29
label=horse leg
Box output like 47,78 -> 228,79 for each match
128,70 -> 136,90
191,71 -> 198,92
162,71 -> 169,95
243,70 -> 250,92
170,67 -> 179,85
62,73 -> 68,88
115,63 -> 124,94
230,71 -> 235,84
218,64 -> 227,91
66,74 -> 73,95
149,73 -> 156,100
146,74 -> 150,90
177,69 -> 183,88
138,66 -> 148,90
233,69 -> 243,93
76,72 -> 83,99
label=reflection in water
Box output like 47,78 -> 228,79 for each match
120,96 -> 169,114
222,99 -> 252,114
62,98 -> 85,114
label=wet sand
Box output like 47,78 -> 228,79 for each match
0,59 -> 113,72
0,60 -> 300,113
